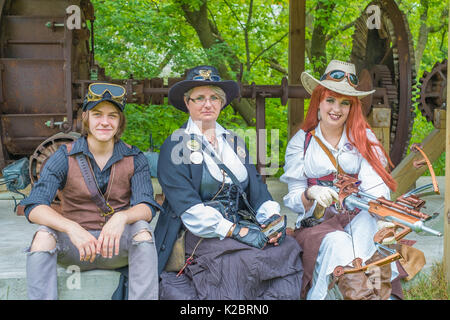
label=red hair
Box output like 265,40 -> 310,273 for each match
302,85 -> 397,192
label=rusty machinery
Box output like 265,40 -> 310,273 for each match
351,0 -> 417,166
417,59 -> 447,126
0,0 -> 426,187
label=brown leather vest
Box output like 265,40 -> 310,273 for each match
54,142 -> 134,230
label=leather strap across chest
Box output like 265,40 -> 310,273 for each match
76,153 -> 115,215
304,130 -> 357,186
309,129 -> 344,174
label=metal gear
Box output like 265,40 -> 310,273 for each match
370,64 -> 399,108
29,132 -> 81,185
417,59 -> 447,125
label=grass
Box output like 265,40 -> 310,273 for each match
403,261 -> 449,300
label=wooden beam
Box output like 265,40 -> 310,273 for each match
288,0 -> 305,139
445,6 -> 450,283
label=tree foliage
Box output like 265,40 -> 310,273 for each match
90,0 -> 449,175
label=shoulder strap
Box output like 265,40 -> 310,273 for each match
310,129 -> 344,174
191,133 -> 242,188
75,154 -> 114,215
303,131 -> 313,156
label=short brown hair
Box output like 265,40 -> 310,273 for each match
81,101 -> 126,142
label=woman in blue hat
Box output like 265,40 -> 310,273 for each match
155,66 -> 303,300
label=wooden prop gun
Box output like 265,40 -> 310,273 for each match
331,173 -> 441,278
333,173 -> 442,239
330,144 -> 441,278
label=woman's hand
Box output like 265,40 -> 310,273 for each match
260,215 -> 286,246
96,212 -> 128,259
305,185 -> 339,208
230,221 -> 268,249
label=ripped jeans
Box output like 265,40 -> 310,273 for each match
26,220 -> 158,300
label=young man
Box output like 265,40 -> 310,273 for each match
20,83 -> 161,300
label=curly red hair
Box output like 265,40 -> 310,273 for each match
302,85 -> 397,192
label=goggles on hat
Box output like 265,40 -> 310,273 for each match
192,69 -> 221,82
86,83 -> 126,105
320,70 -> 359,88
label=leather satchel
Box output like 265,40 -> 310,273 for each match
164,229 -> 187,272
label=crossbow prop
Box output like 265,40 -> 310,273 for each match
331,144 -> 442,279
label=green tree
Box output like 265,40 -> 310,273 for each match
90,0 -> 449,175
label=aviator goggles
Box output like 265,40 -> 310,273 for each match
85,83 -> 126,106
320,70 -> 359,88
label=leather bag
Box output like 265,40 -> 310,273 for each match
164,229 -> 187,272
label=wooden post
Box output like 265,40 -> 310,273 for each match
288,0 -> 305,139
367,107 -> 391,156
445,6 -> 450,283
256,94 -> 266,182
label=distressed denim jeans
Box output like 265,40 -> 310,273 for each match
26,220 -> 158,300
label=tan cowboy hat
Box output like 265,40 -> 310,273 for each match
301,60 -> 375,98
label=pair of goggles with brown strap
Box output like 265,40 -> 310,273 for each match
320,70 -> 359,88
83,83 -> 126,110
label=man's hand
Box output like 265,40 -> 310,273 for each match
66,222 -> 99,263
96,212 -> 128,258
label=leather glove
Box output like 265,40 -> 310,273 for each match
231,221 -> 268,249
305,185 -> 339,208
374,220 -> 397,245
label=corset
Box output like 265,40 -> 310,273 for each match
200,162 -> 250,223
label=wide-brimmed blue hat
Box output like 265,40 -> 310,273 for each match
168,65 -> 239,113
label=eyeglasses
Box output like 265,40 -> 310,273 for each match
86,83 -> 126,105
192,69 -> 221,82
320,70 -> 359,88
188,95 -> 221,105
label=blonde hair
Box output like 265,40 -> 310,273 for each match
81,101 -> 126,142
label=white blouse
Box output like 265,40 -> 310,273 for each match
280,123 -> 390,228
181,117 -> 280,239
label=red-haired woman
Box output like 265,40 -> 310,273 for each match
280,60 -> 403,300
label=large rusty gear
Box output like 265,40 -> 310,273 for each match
417,59 -> 447,125
29,132 -> 81,185
370,64 -> 399,109
351,0 -> 416,166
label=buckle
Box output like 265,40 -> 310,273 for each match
100,203 -> 115,217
